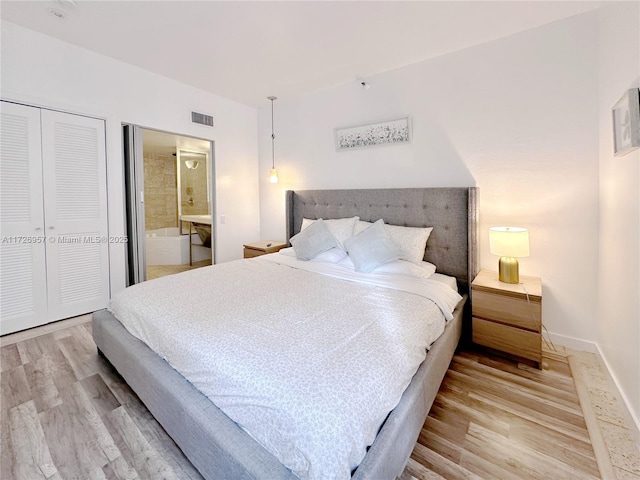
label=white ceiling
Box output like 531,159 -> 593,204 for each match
142,128 -> 211,156
1,1 -> 601,107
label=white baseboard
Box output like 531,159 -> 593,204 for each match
548,330 -> 640,437
546,331 -> 598,353
596,344 -> 640,438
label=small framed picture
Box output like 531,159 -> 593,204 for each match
612,88 -> 640,156
335,116 -> 411,151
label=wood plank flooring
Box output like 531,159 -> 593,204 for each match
401,349 -> 601,480
146,259 -> 211,281
1,321 -> 204,480
1,319 -> 601,480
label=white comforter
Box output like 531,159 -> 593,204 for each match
108,255 -> 462,480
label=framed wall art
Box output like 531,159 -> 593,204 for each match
612,88 -> 640,156
335,116 -> 411,151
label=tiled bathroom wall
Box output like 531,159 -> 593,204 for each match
143,153 -> 178,231
180,160 -> 208,217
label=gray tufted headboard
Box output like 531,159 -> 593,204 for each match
285,188 -> 478,295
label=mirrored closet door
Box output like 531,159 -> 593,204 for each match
123,125 -> 215,285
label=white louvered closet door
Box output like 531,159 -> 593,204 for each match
0,102 -> 48,334
41,110 -> 109,321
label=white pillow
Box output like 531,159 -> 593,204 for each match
380,259 -> 436,277
429,273 -> 458,292
300,217 -> 359,251
279,246 -> 347,263
301,218 -> 316,231
340,257 -> 436,278
354,220 -> 373,235
354,220 -> 432,265
279,246 -> 296,256
343,220 -> 403,273
385,224 -> 433,264
418,261 -> 437,277
289,219 -> 337,260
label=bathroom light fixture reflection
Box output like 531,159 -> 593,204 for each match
268,95 -> 279,184
184,159 -> 199,170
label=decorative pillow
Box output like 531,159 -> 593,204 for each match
289,219 -> 337,260
354,220 -> 373,235
384,224 -> 433,264
354,220 -> 432,264
279,246 -> 347,263
300,217 -> 359,251
343,220 -> 403,273
340,257 -> 437,278
301,218 -> 317,231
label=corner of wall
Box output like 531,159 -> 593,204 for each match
596,0 -> 640,431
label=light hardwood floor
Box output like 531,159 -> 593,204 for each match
0,319 -> 615,480
146,259 -> 212,280
1,320 -> 204,480
402,348 -> 601,480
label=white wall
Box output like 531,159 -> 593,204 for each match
1,21 -> 260,296
259,13 -> 600,345
597,2 -> 640,426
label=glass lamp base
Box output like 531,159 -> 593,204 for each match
498,257 -> 520,284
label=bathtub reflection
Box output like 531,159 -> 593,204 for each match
145,227 -> 210,265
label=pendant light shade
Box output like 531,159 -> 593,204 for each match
268,96 -> 279,184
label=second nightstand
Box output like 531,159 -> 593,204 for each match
243,241 -> 286,258
471,269 -> 542,367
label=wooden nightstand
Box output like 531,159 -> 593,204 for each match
471,269 -> 542,367
243,241 -> 286,258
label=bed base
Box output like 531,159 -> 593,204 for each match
93,308 -> 297,479
95,187 -> 477,479
92,296 -> 465,480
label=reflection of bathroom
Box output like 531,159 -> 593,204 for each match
179,151 -> 210,242
141,129 -> 213,280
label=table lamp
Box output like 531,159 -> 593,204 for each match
489,227 -> 530,284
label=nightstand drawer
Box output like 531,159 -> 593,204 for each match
472,317 -> 541,363
473,290 -> 541,332
243,248 -> 265,258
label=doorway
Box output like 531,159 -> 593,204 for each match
123,125 -> 215,285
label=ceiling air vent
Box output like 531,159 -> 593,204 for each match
191,111 -> 214,127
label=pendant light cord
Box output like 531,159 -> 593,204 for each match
267,95 -> 278,184
270,97 -> 276,169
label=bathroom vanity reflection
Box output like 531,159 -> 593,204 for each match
180,214 -> 212,266
178,150 -> 212,266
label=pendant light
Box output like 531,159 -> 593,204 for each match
267,96 -> 279,184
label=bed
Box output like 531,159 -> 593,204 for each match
93,187 -> 478,480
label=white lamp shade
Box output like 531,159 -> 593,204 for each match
269,168 -> 279,184
489,227 -> 530,257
